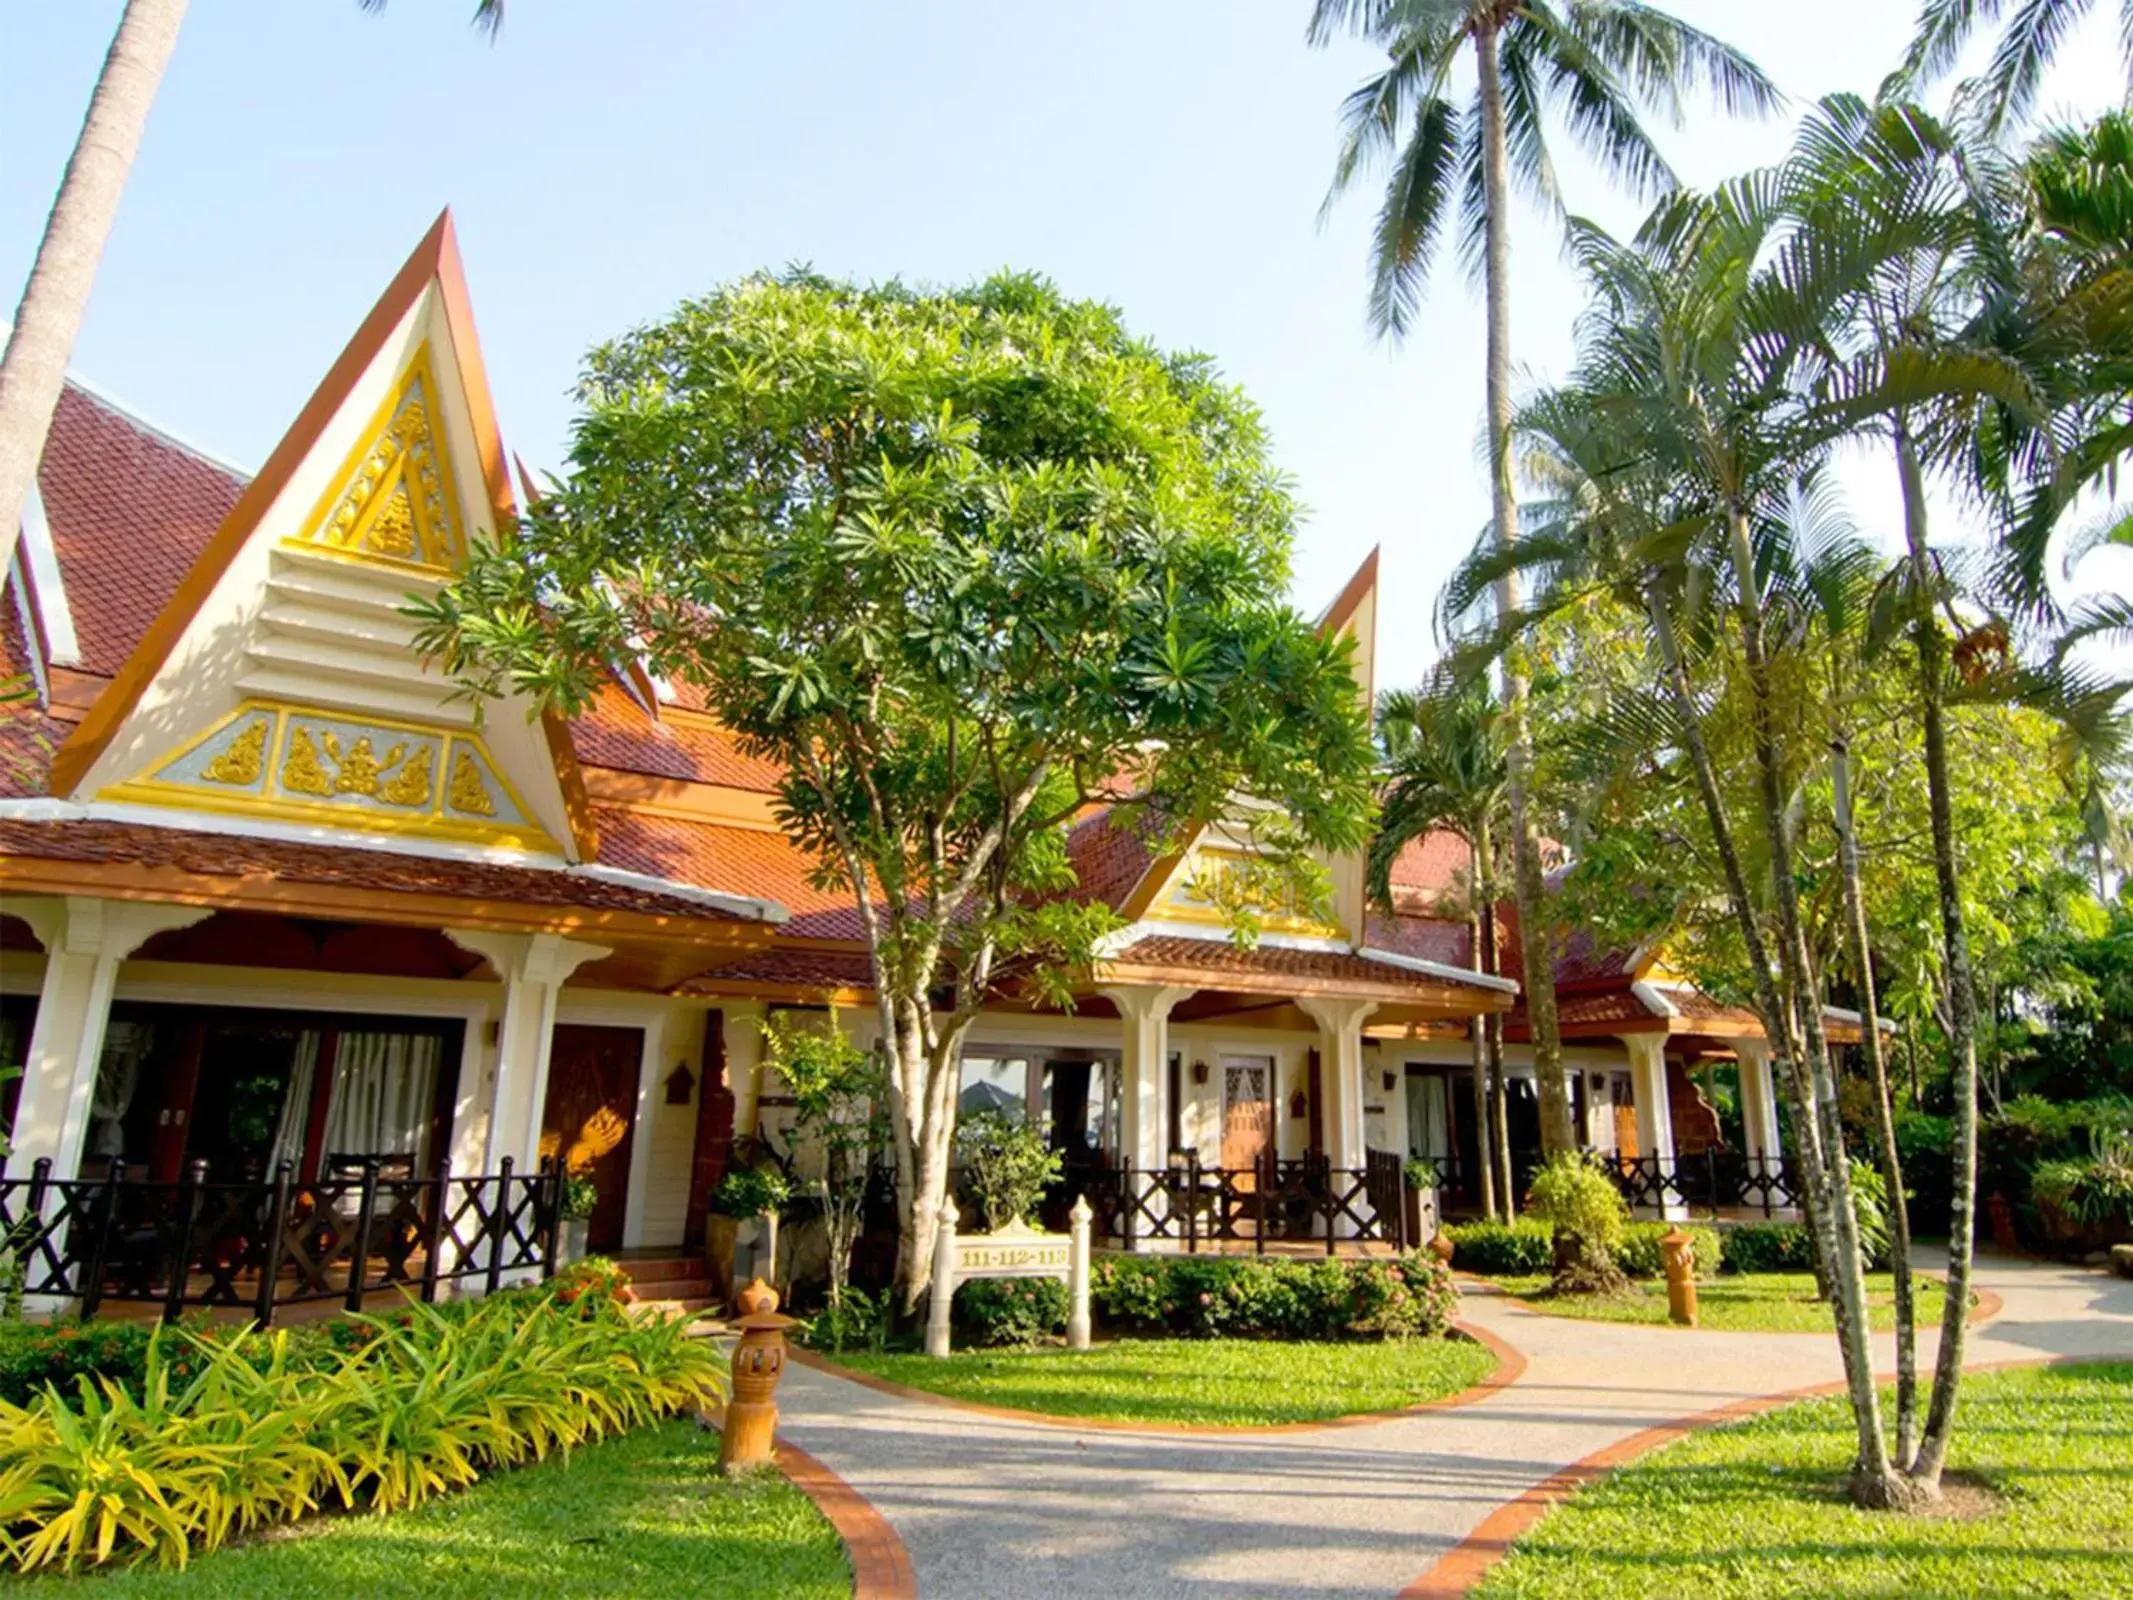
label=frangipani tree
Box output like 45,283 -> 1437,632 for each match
417,271 -> 1376,1311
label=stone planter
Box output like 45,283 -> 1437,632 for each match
704,1214 -> 762,1307
559,1218 -> 591,1266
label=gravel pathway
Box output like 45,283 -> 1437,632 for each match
772,1254 -> 2133,1598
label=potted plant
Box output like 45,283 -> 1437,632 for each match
706,1166 -> 791,1304
559,1172 -> 598,1265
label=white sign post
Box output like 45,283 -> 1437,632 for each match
924,1194 -> 1093,1358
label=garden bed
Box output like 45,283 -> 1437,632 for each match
45,1419 -> 851,1598
1470,1363 -> 2133,1598
818,1334 -> 1498,1426
1485,1271 -> 1952,1332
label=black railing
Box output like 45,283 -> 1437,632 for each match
1608,1151 -> 1798,1216
0,1155 -> 564,1326
1061,1150 -> 1406,1254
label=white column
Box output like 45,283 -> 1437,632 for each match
1620,1032 -> 1687,1220
6,896 -> 209,1183
618,1011 -> 668,1250
1297,996 -> 1379,1170
1100,985 -> 1191,1170
446,930 -> 610,1173
1734,1039 -> 1783,1166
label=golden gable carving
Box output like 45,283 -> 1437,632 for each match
296,345 -> 467,571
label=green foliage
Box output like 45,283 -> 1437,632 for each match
762,1011 -> 884,1303
0,1320 -> 159,1409
1614,1222 -> 1722,1280
55,1420 -> 851,1600
2031,1129 -> 2133,1227
558,1173 -> 598,1222
710,1166 -> 791,1220
1526,1153 -> 1630,1292
953,1110 -> 1063,1234
0,1294 -> 727,1573
951,1276 -> 1069,1346
792,1286 -> 888,1356
1089,1252 -> 1459,1340
1720,1222 -> 1816,1275
1488,1270 -> 1947,1333
1444,1218 -> 1556,1275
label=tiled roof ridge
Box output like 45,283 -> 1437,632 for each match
56,371 -> 253,486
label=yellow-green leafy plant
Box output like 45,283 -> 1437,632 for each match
1525,1152 -> 1631,1295
0,1291 -> 727,1572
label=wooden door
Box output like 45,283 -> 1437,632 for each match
1220,1056 -> 1274,1182
542,1025 -> 642,1252
1612,1073 -> 1640,1163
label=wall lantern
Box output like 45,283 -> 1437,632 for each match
1289,1089 -> 1309,1119
1192,1059 -> 1210,1086
1383,1070 -> 1398,1093
664,1062 -> 696,1106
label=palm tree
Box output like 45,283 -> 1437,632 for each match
0,0 -> 188,581
1308,0 -> 1778,1160
1476,191 -> 1914,1506
1371,675 -> 1514,1217
1897,0 -> 2133,135
0,0 -> 503,579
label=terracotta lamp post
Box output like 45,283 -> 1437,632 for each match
1660,1227 -> 1699,1327
719,1277 -> 796,1473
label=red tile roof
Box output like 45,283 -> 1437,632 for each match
37,384 -> 246,679
1064,806 -> 1163,911
676,947 -> 878,995
587,805 -> 864,936
1385,829 -> 1472,897
0,815 -> 748,923
1362,909 -> 1474,969
1104,934 -> 1504,1001
571,685 -> 785,791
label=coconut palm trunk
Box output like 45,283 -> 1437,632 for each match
1475,18 -> 1573,1161
1895,417 -> 1983,1488
0,0 -> 188,579
1831,733 -> 1920,1466
1468,829 -> 1499,1219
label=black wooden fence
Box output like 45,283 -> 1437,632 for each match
1062,1149 -> 1411,1254
1608,1151 -> 1799,1216
0,1155 -> 563,1326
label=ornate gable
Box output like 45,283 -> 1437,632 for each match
51,214 -> 592,860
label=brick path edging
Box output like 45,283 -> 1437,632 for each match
1398,1350 -> 2125,1599
787,1318 -> 1527,1436
776,1434 -> 919,1600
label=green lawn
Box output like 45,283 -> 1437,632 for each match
1488,1271 -> 1951,1332
1474,1363 -> 2133,1600
824,1334 -> 1497,1426
51,1420 -> 850,1599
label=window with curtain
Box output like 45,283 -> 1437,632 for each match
320,1030 -> 443,1173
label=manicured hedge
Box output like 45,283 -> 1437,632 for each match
1442,1219 -> 1554,1275
1717,1221 -> 1815,1274
1615,1222 -> 1722,1280
1090,1252 -> 1459,1340
953,1277 -> 1069,1346
1447,1218 -> 1722,1279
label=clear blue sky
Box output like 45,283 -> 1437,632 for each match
6,2 -> 2125,691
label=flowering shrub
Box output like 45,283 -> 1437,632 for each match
1089,1253 -> 1457,1340
952,1276 -> 1069,1345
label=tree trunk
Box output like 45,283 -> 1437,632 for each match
0,0 -> 188,579
1474,20 -> 1571,1160
1469,831 -> 1499,1219
1719,508 -> 1901,1505
1645,573 -> 1900,1502
1833,733 -> 1920,1467
1897,420 -> 1982,1490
